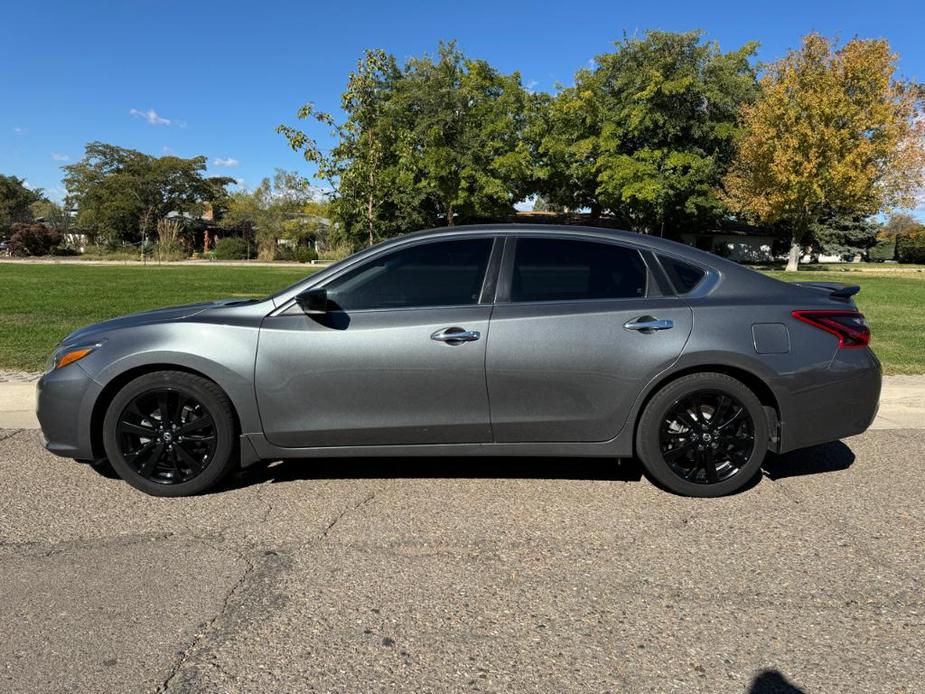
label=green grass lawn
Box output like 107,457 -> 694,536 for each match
0,264 -> 313,372
0,264 -> 922,374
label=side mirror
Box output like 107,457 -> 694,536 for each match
295,288 -> 328,315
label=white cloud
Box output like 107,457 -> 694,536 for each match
162,146 -> 175,155
525,79 -> 539,94
212,157 -> 240,168
51,152 -> 69,161
13,126 -> 27,135
129,108 -> 172,125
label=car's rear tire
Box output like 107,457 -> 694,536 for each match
636,372 -> 768,497
102,370 -> 237,496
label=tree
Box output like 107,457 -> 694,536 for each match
279,49 -> 408,249
63,142 -> 235,245
722,34 -> 925,270
880,212 -> 921,239
809,212 -> 880,259
0,175 -> 43,234
395,41 -> 535,226
538,31 -> 759,235
279,43 -> 536,248
219,170 -> 317,260
31,198 -> 77,235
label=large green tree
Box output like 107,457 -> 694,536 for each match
279,42 -> 536,248
394,41 -> 536,226
537,31 -> 759,235
63,142 -> 235,244
0,175 -> 44,234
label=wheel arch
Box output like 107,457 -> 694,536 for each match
631,363 -> 783,456
89,363 -> 243,460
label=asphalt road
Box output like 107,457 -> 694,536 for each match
1,428 -> 923,694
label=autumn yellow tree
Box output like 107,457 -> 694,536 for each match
722,34 -> 925,270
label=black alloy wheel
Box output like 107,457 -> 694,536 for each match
636,372 -> 769,497
658,390 -> 754,485
116,388 -> 217,485
103,370 -> 238,496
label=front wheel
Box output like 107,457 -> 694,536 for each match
636,372 -> 768,497
102,370 -> 238,496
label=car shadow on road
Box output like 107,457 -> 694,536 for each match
762,440 -> 856,480
229,455 -> 645,489
223,439 -> 856,492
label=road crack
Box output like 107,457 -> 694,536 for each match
0,428 -> 24,443
320,489 -> 377,539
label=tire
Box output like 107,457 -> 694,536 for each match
635,372 -> 768,497
102,370 -> 238,496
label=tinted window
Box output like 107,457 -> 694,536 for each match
659,256 -> 706,294
326,238 -> 493,311
511,238 -> 647,303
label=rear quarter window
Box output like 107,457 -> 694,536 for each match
659,256 -> 706,295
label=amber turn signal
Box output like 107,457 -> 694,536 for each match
56,348 -> 94,369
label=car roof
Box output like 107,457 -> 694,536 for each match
400,223 -> 715,260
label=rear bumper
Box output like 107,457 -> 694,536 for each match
779,348 -> 882,453
36,364 -> 101,460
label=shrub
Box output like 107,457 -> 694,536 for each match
868,238 -> 896,262
896,227 -> 925,264
51,246 -> 80,257
276,244 -> 318,263
213,237 -> 251,260
8,223 -> 63,256
154,243 -> 189,262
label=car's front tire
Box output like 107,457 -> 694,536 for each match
102,370 -> 237,496
636,372 -> 768,497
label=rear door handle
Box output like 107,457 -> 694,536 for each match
431,327 -> 481,344
624,316 -> 674,332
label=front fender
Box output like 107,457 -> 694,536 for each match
81,321 -> 263,437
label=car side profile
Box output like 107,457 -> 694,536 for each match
37,225 -> 881,497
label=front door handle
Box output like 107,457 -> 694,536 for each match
624,316 -> 674,332
431,327 -> 481,344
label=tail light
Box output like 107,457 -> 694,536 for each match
792,310 -> 870,349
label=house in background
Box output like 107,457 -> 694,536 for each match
511,212 -> 861,263
679,227 -> 781,263
679,227 -> 861,264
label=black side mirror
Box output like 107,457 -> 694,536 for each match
295,288 -> 328,315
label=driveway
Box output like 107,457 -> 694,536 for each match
1,425 -> 923,693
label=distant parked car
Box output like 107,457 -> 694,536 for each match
37,225 -> 881,497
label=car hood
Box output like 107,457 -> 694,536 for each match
61,299 -> 245,344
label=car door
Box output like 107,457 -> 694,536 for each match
486,235 -> 693,443
256,236 -> 499,448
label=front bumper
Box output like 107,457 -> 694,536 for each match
779,348 -> 882,453
36,364 -> 102,460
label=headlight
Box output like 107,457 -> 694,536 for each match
47,341 -> 105,371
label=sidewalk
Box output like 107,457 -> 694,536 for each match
2,372 -> 921,431
0,258 -> 332,268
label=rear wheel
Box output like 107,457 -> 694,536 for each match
102,371 -> 237,496
636,372 -> 768,497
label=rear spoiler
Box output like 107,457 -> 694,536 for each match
792,281 -> 861,303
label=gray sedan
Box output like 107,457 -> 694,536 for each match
36,225 -> 881,497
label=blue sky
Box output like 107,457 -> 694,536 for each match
2,0 -> 924,213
